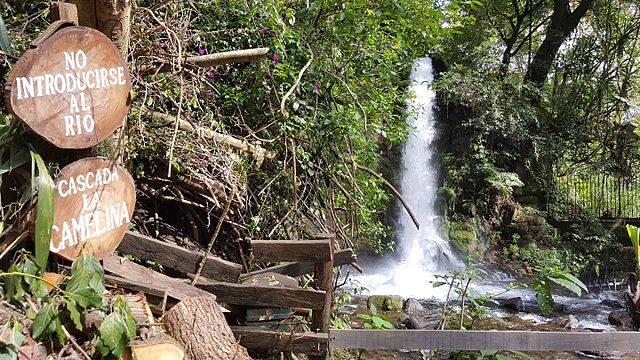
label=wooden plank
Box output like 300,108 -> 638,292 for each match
102,255 -> 214,301
118,231 -> 242,282
230,326 -> 328,355
251,240 -> 332,262
329,330 -> 640,352
195,277 -> 326,309
241,248 -> 356,279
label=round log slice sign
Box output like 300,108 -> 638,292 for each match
4,26 -> 131,149
50,157 -> 135,260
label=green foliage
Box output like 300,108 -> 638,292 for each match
30,151 -> 53,271
95,297 -> 137,358
531,267 -> 587,316
627,224 -> 640,274
434,259 -> 511,330
0,252 -> 136,357
0,12 -> 12,57
355,304 -> 395,330
0,321 -> 24,360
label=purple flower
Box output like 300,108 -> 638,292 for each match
272,53 -> 279,63
261,27 -> 268,33
198,47 -> 206,55
207,88 -> 214,96
313,84 -> 320,92
294,85 -> 299,95
208,68 -> 217,79
266,71 -> 272,77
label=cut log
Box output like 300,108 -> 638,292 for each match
122,339 -> 185,360
164,296 -> 251,360
241,248 -> 357,278
251,240 -> 332,262
185,48 -> 269,67
103,255 -> 214,302
194,276 -> 326,309
118,231 -> 242,282
230,326 -> 328,355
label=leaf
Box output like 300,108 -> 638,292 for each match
68,287 -> 103,310
0,146 -> 28,176
31,304 -> 56,340
31,151 -> 54,271
547,276 -> 582,297
560,272 -> 587,293
496,355 -> 514,360
65,299 -> 83,331
66,253 -> 105,295
480,350 -> 498,357
509,350 -> 533,359
371,316 -> 384,328
0,12 -> 12,57
532,280 -> 553,316
4,263 -> 25,303
432,281 -> 447,288
356,313 -> 371,320
369,303 -> 377,316
628,225 -> 640,273
98,313 -> 131,358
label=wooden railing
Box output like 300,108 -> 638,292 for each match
550,173 -> 640,219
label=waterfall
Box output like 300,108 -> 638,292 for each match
357,57 -> 462,300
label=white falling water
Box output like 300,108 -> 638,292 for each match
357,57 -> 462,300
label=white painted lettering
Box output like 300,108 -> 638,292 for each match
117,67 -> 126,85
69,95 -> 80,113
64,115 -> 76,136
80,92 -> 90,111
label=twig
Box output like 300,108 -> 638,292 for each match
349,160 -> 420,230
280,45 -> 314,116
191,184 -> 237,285
61,325 -> 91,360
0,231 -> 29,261
167,73 -> 185,178
325,70 -> 368,132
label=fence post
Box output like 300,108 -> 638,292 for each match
310,233 -> 334,359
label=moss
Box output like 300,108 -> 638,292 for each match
368,295 -> 403,311
449,219 -> 487,258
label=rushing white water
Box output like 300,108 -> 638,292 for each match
357,57 -> 462,300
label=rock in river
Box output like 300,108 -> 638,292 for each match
500,297 -> 524,312
368,295 -> 403,311
403,298 -> 424,313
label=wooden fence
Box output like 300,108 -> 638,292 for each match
329,329 -> 640,352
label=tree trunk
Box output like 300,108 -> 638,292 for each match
524,0 -> 593,87
69,0 -> 131,58
163,297 -> 252,360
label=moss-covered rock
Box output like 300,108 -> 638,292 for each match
448,219 -> 487,258
368,295 -> 404,311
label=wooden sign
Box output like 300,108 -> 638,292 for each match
50,157 -> 135,260
4,26 -> 131,149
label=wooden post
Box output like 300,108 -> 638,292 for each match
49,2 -> 79,24
69,0 -> 131,58
310,234 -> 334,359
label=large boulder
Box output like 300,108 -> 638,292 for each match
449,219 -> 486,257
